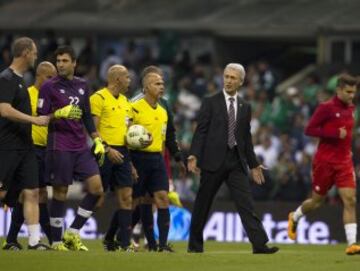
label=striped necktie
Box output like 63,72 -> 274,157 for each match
228,97 -> 236,148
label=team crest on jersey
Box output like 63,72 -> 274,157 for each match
78,88 -> 85,95
38,98 -> 44,108
18,83 -> 23,89
59,89 -> 65,94
336,113 -> 340,118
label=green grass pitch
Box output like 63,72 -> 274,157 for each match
1,241 -> 360,271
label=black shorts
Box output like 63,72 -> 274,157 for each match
131,151 -> 168,198
100,146 -> 133,191
0,149 -> 39,206
34,145 -> 47,188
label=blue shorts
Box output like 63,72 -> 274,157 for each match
34,145 -> 46,188
131,151 -> 168,198
45,149 -> 100,186
100,146 -> 133,191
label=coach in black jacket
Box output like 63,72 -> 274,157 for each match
187,63 -> 279,254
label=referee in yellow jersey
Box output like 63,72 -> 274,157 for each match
3,61 -> 56,250
131,70 -> 173,252
90,65 -> 136,252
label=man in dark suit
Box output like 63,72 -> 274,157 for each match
187,63 -> 279,254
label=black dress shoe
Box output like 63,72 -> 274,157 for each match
253,245 -> 279,254
187,248 -> 204,253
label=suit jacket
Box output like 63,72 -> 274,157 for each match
190,91 -> 259,173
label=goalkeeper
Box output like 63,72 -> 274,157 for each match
37,45 -> 106,251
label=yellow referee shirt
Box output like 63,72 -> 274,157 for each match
28,85 -> 47,146
131,98 -> 168,152
90,87 -> 133,146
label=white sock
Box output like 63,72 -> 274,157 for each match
68,228 -> 80,235
293,206 -> 304,222
28,224 -> 40,246
77,207 -> 93,218
133,223 -> 142,235
344,223 -> 357,245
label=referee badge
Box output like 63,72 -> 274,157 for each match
162,123 -> 167,136
125,116 -> 130,126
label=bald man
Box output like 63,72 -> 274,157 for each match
90,65 -> 137,251
130,70 -> 172,252
3,61 -> 57,250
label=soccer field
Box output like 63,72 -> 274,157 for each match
1,241 -> 359,271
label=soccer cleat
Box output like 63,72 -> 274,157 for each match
120,243 -> 138,252
28,243 -> 51,250
51,242 -> 69,251
346,243 -> 360,255
63,231 -> 89,251
158,243 -> 175,253
131,238 -> 140,250
102,239 -> 119,252
287,212 -> 298,240
147,244 -> 158,252
2,241 -> 23,251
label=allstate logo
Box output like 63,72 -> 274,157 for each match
154,206 -> 191,241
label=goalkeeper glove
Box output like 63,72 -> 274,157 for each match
54,104 -> 82,120
168,191 -> 183,207
92,137 -> 106,166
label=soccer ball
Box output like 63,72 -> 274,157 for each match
126,124 -> 151,149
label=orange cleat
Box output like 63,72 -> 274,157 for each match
287,212 -> 298,241
346,243 -> 360,255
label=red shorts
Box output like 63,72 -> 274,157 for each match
312,161 -> 356,195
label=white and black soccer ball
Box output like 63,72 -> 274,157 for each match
126,124 -> 151,149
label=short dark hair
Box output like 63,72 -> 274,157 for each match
141,65 -> 163,79
141,65 -> 163,86
337,74 -> 359,88
11,37 -> 34,58
54,45 -> 76,61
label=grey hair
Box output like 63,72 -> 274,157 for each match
225,63 -> 246,80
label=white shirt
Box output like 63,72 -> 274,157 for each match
223,89 -> 238,121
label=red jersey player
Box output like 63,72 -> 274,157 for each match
288,74 -> 360,255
